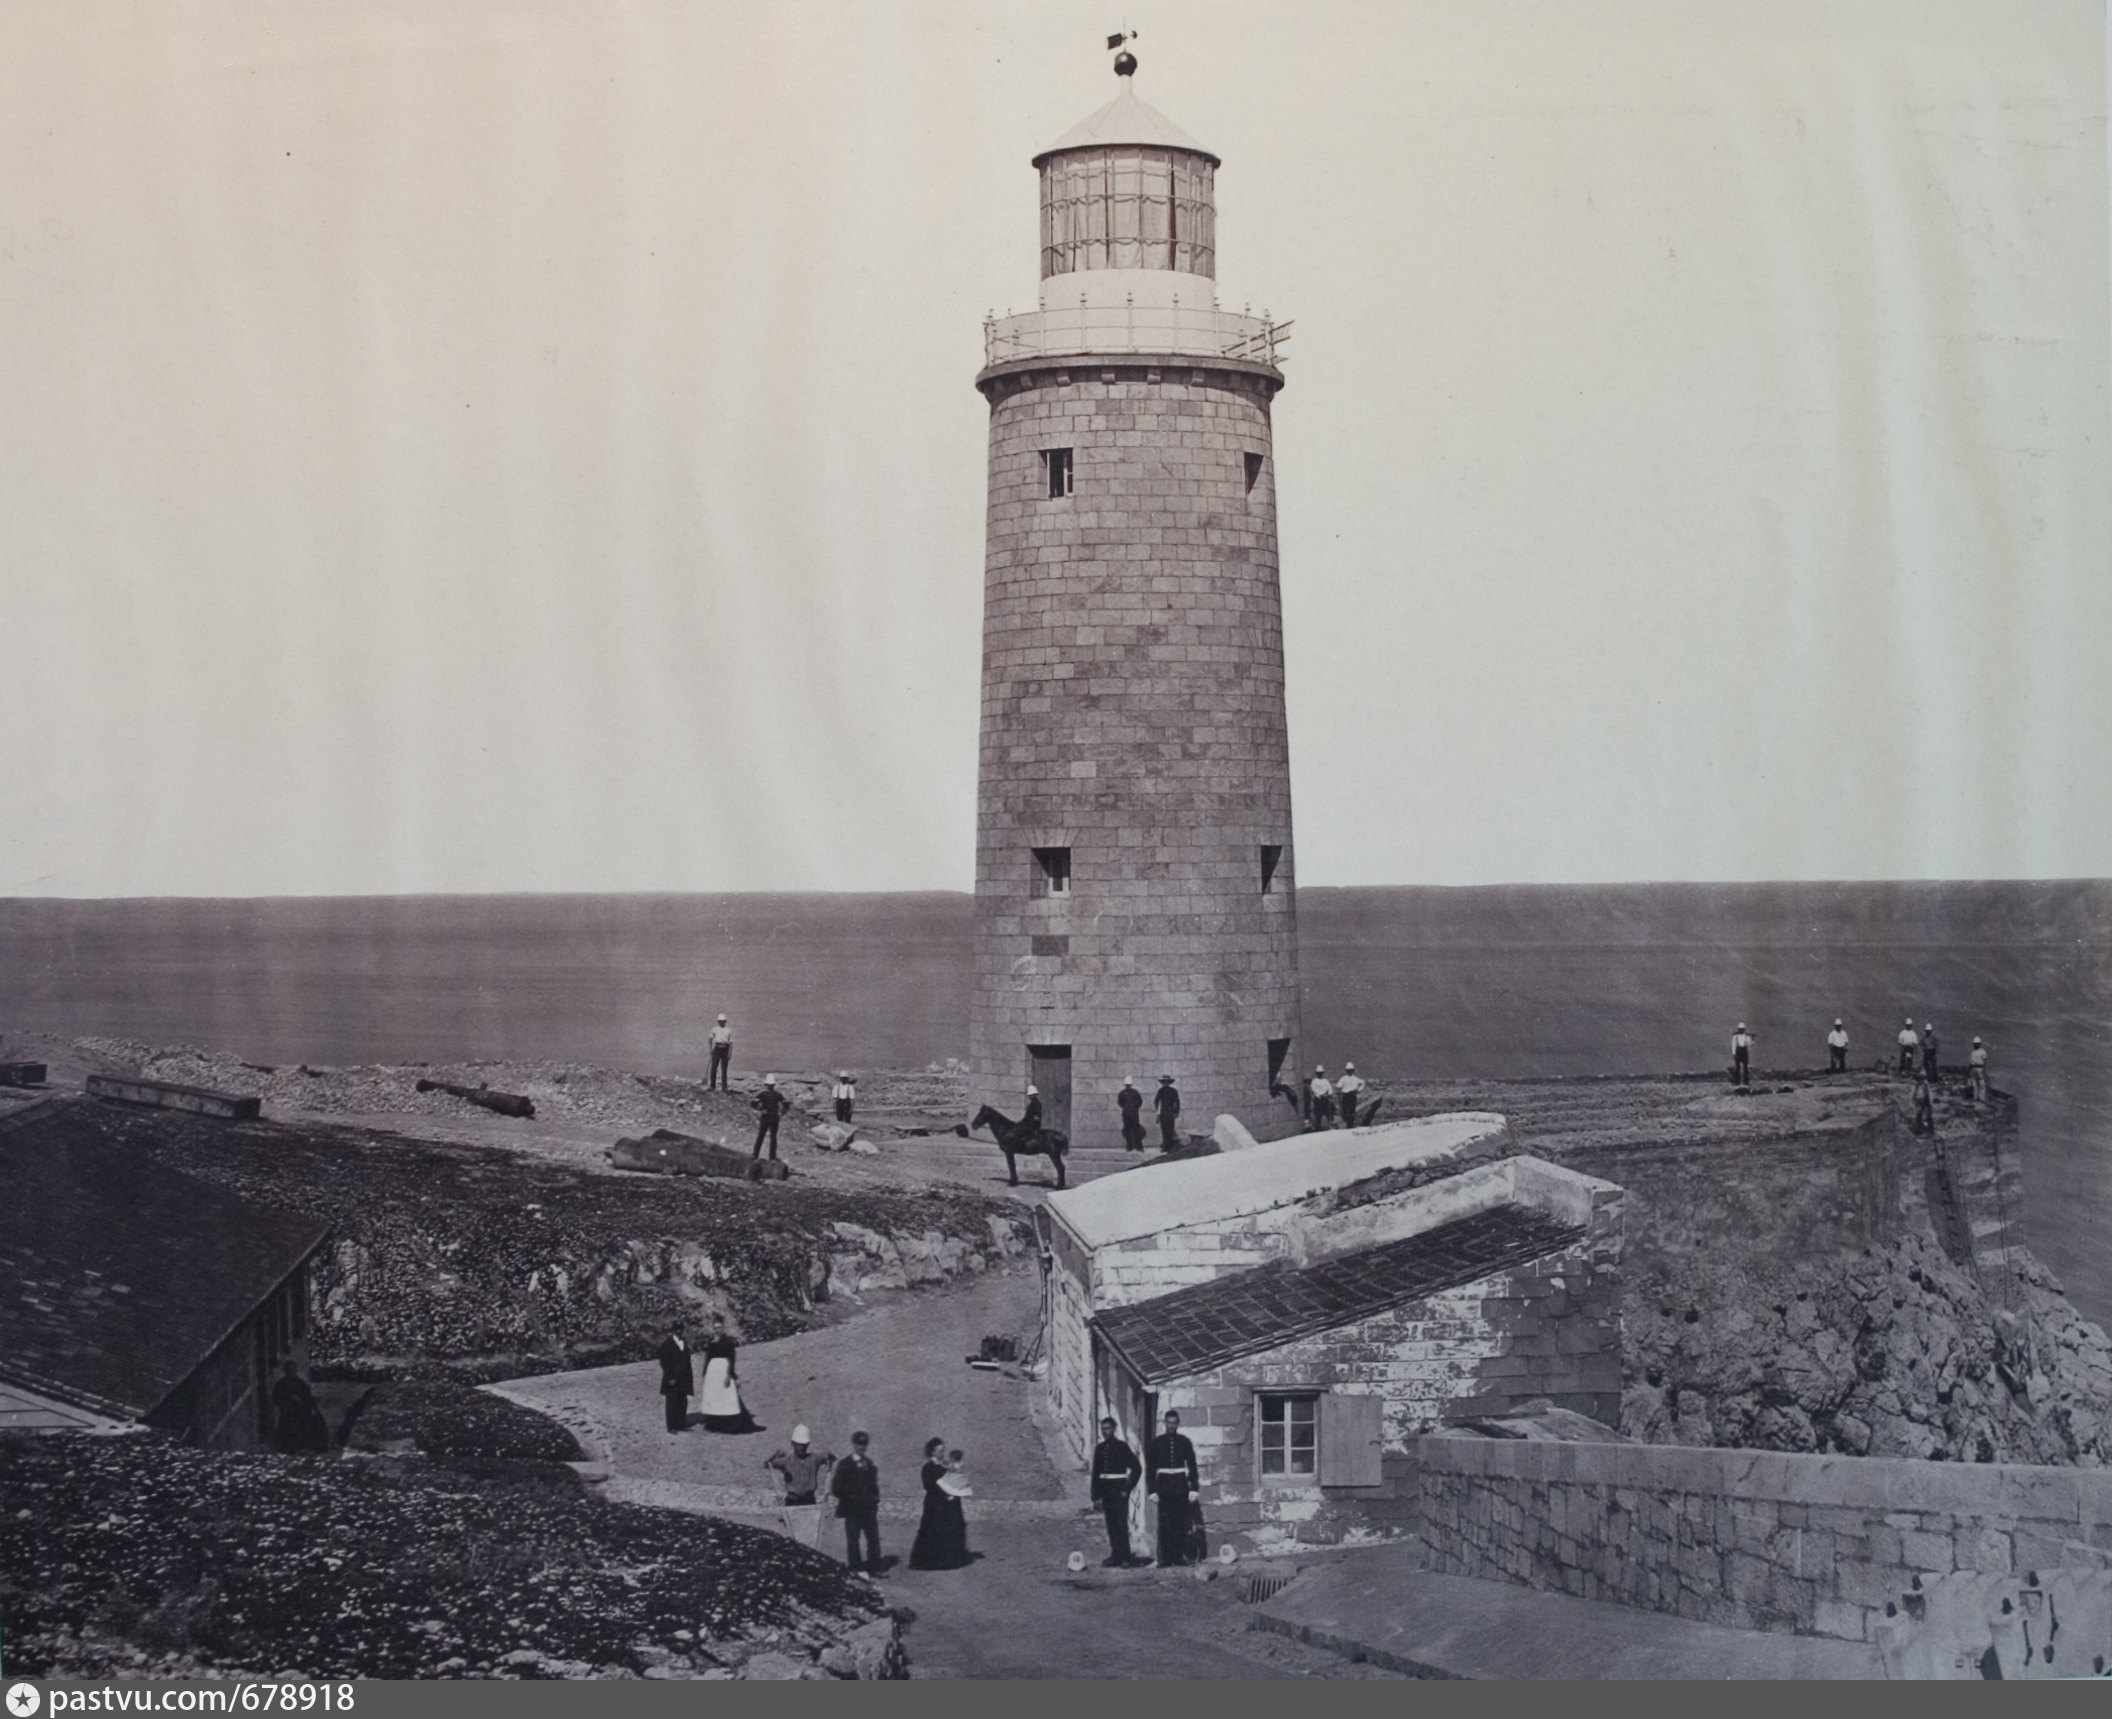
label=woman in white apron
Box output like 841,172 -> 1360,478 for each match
697,1313 -> 754,1433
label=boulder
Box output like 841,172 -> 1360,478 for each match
809,1123 -> 856,1152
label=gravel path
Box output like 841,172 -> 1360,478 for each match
494,1263 -> 1064,1506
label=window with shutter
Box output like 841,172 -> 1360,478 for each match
1318,1391 -> 1386,1487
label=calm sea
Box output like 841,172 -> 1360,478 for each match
3,882 -> 2106,1318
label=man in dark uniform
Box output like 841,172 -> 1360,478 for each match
1730,1024 -> 1752,1089
1022,1084 -> 1043,1137
1116,1078 -> 1146,1153
656,1328 -> 693,1433
831,1430 -> 884,1574
1147,1409 -> 1200,1567
1922,1022 -> 1940,1084
1153,1075 -> 1181,1152
270,1360 -> 328,1453
751,1074 -> 788,1161
1090,1416 -> 1142,1565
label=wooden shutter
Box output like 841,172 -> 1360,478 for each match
1319,1391 -> 1384,1487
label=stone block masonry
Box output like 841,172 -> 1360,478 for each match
1409,1433 -> 2112,1643
969,356 -> 1299,1147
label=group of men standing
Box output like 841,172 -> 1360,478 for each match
1729,1018 -> 1991,1106
1089,1410 -> 1203,1568
1114,1075 -> 1184,1153
762,1427 -> 885,1573
1301,1063 -> 1367,1131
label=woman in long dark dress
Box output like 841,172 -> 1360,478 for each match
908,1438 -> 970,1569
696,1314 -> 754,1433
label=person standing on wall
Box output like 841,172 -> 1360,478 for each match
1090,1415 -> 1142,1566
832,1430 -> 884,1576
1307,1065 -> 1335,1131
1153,1075 -> 1182,1152
655,1327 -> 693,1435
1969,1037 -> 1989,1103
1731,1024 -> 1753,1090
1827,1018 -> 1850,1073
1898,1018 -> 1919,1075
751,1074 -> 788,1162
1335,1062 -> 1365,1129
1147,1410 -> 1200,1567
1923,1022 -> 1941,1085
1117,1077 -> 1146,1153
707,1014 -> 734,1091
833,1072 -> 856,1125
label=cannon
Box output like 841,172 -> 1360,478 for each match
414,1077 -> 535,1119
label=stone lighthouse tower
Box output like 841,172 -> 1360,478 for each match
969,53 -> 1300,1150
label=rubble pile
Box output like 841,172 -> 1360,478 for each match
1,1432 -> 906,1680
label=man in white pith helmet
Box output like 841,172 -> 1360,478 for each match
1022,1083 -> 1043,1137
1116,1076 -> 1146,1153
1334,1061 -> 1365,1129
1827,1018 -> 1849,1073
1897,1018 -> 1919,1075
766,1423 -> 834,1548
1731,1023 -> 1753,1089
1308,1064 -> 1335,1131
708,1013 -> 734,1091
833,1072 -> 856,1125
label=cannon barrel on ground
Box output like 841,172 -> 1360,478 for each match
414,1077 -> 535,1119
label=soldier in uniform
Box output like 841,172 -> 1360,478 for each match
1090,1416 -> 1142,1566
1022,1084 -> 1043,1137
1116,1077 -> 1146,1153
1147,1410 -> 1200,1567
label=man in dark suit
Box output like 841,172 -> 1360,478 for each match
1090,1416 -> 1142,1565
1116,1079 -> 1146,1153
831,1430 -> 884,1574
1146,1409 -> 1200,1567
1153,1075 -> 1182,1152
656,1329 -> 693,1433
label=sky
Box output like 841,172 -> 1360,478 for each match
2,0 -> 2107,897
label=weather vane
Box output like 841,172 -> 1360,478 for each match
1106,28 -> 1138,76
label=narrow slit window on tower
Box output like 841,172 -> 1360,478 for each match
1043,447 -> 1074,498
1244,451 -> 1265,493
1260,844 -> 1283,893
1033,846 -> 1071,897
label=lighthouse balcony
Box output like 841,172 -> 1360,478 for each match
983,302 -> 1290,367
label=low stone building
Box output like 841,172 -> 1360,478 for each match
1036,1116 -> 1626,1552
0,1098 -> 328,1450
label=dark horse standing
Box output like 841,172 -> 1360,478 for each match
959,1104 -> 1069,1189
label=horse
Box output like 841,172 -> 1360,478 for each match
958,1103 -> 1069,1189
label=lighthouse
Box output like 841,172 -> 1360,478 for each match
969,52 -> 1301,1150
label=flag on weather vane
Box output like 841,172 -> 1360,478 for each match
1107,30 -> 1136,50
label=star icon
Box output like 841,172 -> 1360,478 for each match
7,1683 -> 42,1718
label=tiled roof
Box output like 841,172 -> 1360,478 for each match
1091,1204 -> 1585,1384
0,1100 -> 329,1418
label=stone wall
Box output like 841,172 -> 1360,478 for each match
1410,1433 -> 2112,1644
1160,1235 -> 1623,1554
969,357 -> 1300,1147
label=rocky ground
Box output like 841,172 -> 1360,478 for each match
0,1432 -> 905,1680
27,1094 -> 1032,1378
